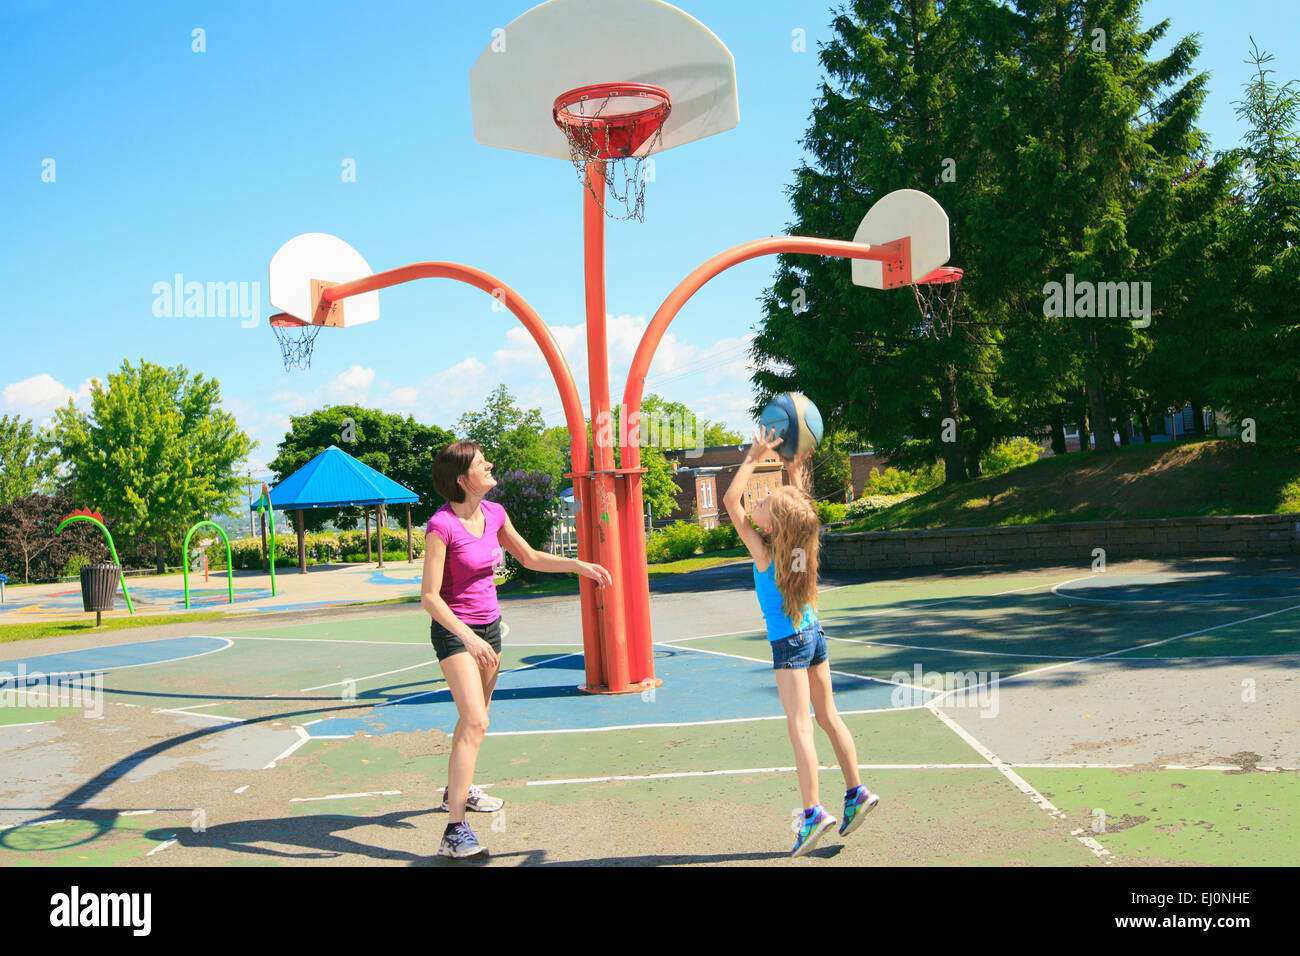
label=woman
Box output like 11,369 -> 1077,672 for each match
422,440 -> 612,858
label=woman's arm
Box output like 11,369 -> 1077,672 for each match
497,512 -> 613,586
421,532 -> 498,669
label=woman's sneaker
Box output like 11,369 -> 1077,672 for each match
790,806 -> 837,857
839,786 -> 880,837
438,822 -> 487,858
440,784 -> 504,813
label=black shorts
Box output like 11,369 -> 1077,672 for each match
430,616 -> 503,662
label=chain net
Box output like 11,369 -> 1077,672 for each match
912,270 -> 964,339
559,92 -> 670,222
272,322 -> 321,371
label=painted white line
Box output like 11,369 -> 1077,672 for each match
0,637 -> 235,679
664,641 -> 918,690
484,705 -> 920,737
1051,575 -> 1300,605
658,628 -> 765,644
145,839 -> 176,857
300,659 -> 437,692
223,635 -> 426,646
288,790 -> 402,803
157,700 -> 240,714
924,702 -> 1112,864
0,720 -> 56,729
1106,653 -> 1300,661
928,599 -> 1300,707
524,762 -> 1000,787
234,785 -> 249,794
0,818 -> 70,831
828,635 -> 1080,660
826,577 -> 1076,621
264,725 -> 311,769
153,708 -> 242,723
120,810 -> 156,816
376,651 -> 581,708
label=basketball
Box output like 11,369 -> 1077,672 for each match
758,392 -> 824,460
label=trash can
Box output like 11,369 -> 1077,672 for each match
80,563 -> 121,625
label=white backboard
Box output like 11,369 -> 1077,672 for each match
852,189 -> 951,289
470,0 -> 739,160
268,233 -> 379,327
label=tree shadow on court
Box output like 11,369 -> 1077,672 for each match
144,809 -> 438,863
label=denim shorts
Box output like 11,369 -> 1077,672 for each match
430,615 -> 502,662
769,622 -> 828,670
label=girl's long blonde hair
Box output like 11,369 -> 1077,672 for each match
760,486 -> 821,624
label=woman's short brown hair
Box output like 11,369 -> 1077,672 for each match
432,440 -> 480,503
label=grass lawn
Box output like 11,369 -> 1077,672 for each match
842,440 -> 1300,533
0,611 -> 230,644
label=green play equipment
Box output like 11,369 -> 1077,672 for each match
182,521 -> 233,609
55,508 -> 134,615
256,486 -> 277,597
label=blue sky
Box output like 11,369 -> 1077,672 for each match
2,0 -> 1294,487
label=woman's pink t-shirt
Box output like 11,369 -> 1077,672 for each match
426,500 -> 507,625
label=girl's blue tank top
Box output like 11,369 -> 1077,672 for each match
753,560 -> 818,642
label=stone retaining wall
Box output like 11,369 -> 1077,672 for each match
822,515 -> 1300,571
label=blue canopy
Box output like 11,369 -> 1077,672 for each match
255,446 -> 419,511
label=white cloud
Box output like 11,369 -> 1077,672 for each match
2,373 -> 94,424
327,366 -> 376,404
385,386 -> 419,408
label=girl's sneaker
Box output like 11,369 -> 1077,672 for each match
438,822 -> 487,858
790,806 -> 837,857
839,786 -> 880,837
440,784 -> 504,813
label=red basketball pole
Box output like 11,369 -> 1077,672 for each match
574,160 -> 653,693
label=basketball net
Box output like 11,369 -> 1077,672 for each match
270,314 -> 321,371
912,267 -> 964,338
554,84 -> 671,222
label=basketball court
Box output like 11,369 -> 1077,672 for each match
2,556 -> 1296,866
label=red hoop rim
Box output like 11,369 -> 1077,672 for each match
269,312 -> 309,328
915,266 -> 964,285
552,83 -> 671,160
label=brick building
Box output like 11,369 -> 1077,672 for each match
661,445 -> 788,527
848,451 -> 891,498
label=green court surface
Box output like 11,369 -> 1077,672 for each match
1,559 -> 1297,866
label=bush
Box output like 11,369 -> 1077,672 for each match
702,523 -> 738,552
815,501 -> 847,524
981,437 -> 1041,476
846,493 -> 918,519
862,462 -> 944,495
63,552 -> 93,578
655,521 -> 704,562
486,470 -> 556,575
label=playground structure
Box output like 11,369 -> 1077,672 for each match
54,507 -> 134,615
182,521 -> 232,609
265,0 -> 957,694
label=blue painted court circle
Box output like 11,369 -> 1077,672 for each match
309,643 -> 932,738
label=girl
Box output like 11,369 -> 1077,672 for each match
422,440 -> 612,858
722,426 -> 880,857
